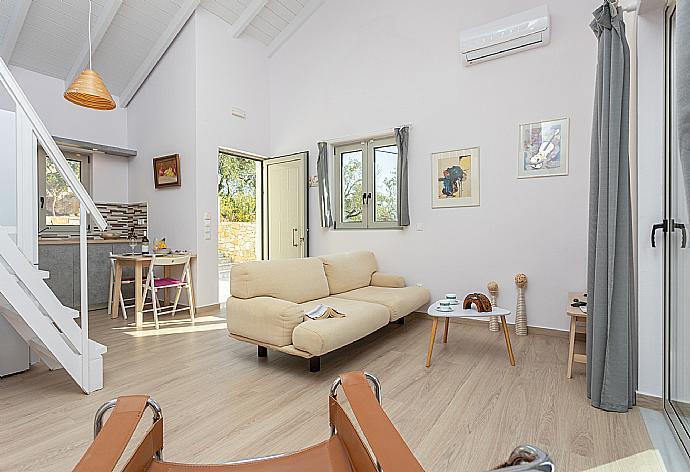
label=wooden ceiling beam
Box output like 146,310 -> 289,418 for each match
120,0 -> 200,106
232,0 -> 268,39
267,0 -> 323,58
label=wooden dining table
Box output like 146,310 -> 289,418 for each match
110,253 -> 197,327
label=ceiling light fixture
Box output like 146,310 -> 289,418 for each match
64,0 -> 116,110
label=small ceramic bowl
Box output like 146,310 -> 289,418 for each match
445,293 -> 459,305
437,300 -> 453,312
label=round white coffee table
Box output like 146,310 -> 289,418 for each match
426,301 -> 516,368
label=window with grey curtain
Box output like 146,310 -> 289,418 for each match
587,2 -> 636,412
395,126 -> 410,226
317,142 -> 333,228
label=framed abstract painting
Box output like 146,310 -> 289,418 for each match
517,118 -> 569,179
153,154 -> 181,188
431,147 -> 480,208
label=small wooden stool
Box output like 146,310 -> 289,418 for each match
566,291 -> 587,378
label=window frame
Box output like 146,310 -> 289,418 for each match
334,135 -> 401,230
38,147 -> 93,233
334,141 -> 366,229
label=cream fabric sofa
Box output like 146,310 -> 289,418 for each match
227,251 -> 430,371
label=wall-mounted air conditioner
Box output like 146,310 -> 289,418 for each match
459,6 -> 550,65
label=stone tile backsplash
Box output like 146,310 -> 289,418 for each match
95,202 -> 148,238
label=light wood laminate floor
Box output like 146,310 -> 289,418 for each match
0,311 -> 655,471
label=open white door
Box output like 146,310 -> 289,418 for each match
264,152 -> 308,259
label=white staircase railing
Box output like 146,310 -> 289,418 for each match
0,58 -> 108,393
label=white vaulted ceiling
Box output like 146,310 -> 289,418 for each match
0,0 -> 322,106
201,0 -> 318,50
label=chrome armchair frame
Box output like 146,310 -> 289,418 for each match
94,397 -> 163,460
91,373 -> 553,471
493,444 -> 554,471
329,371 -> 382,434
330,372 -> 382,471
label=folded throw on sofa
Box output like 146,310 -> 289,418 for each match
305,304 -> 345,321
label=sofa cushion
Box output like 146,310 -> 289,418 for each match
292,297 -> 389,356
370,272 -> 405,288
319,251 -> 378,295
334,286 -> 431,322
227,296 -> 304,347
230,257 -> 330,304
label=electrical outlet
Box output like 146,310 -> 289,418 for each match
231,107 -> 247,119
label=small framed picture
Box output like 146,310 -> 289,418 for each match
517,118 -> 569,179
431,147 -> 480,208
153,154 -> 181,188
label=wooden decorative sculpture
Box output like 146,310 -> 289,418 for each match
514,273 -> 528,336
487,281 -> 499,332
463,293 -> 492,312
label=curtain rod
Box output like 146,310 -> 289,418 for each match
322,123 -> 413,146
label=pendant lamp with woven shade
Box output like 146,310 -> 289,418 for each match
64,0 -> 116,110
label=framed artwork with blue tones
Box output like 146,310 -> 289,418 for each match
518,118 -> 569,179
431,147 -> 480,208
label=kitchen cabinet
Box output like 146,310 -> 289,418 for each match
39,244 -> 75,307
74,244 -> 113,308
39,241 -> 136,310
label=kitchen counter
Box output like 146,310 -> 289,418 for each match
38,237 -> 131,245
38,240 -> 140,309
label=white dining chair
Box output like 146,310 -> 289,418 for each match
140,254 -> 195,329
108,253 -> 134,319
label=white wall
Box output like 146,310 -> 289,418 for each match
127,11 -> 269,307
194,8 -> 270,306
0,66 -> 130,204
269,0 -> 599,331
0,108 -> 16,227
91,152 -> 129,203
6,66 -> 128,148
127,17 -> 198,257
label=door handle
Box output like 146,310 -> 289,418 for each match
292,228 -> 298,247
367,192 -> 372,202
673,221 -> 687,248
651,220 -> 668,247
40,196 -> 45,209
362,193 -> 367,206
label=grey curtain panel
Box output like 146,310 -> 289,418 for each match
678,0 -> 690,215
317,142 -> 334,228
586,2 -> 636,412
395,126 -> 410,226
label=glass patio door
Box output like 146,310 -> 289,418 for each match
665,2 -> 690,456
